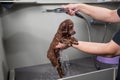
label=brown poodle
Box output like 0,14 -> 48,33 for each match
47,19 -> 78,78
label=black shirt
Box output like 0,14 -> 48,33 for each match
112,8 -> 120,45
115,8 -> 120,80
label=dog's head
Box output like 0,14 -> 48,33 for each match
59,19 -> 76,37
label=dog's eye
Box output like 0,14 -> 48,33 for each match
61,27 -> 66,31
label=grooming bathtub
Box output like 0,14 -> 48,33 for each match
0,1 -> 120,80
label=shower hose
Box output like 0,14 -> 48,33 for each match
76,12 -> 108,70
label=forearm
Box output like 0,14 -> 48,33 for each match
72,41 -> 116,56
77,3 -> 119,22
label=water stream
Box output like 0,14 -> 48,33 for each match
60,52 -> 71,77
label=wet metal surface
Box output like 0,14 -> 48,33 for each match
15,57 -> 117,80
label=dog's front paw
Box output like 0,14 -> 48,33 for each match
71,37 -> 79,45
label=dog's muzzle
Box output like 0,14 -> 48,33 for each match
71,31 -> 76,35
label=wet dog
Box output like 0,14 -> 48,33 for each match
47,19 -> 78,78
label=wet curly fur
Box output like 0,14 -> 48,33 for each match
47,19 -> 78,78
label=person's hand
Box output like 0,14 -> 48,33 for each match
62,3 -> 81,16
56,42 -> 69,49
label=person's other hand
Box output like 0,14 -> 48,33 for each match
62,4 -> 80,16
56,42 -> 69,49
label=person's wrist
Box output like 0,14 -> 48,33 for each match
78,3 -> 82,9
77,3 -> 84,11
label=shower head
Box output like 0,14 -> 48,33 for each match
44,8 -> 68,13
43,8 -> 85,19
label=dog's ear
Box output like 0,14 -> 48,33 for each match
59,22 -> 68,36
62,26 -> 69,37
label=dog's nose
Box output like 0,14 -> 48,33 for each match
71,31 -> 76,35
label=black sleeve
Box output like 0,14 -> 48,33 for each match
112,29 -> 120,46
117,8 -> 120,17
112,9 -> 120,46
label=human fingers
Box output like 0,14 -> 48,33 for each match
56,43 -> 66,48
61,4 -> 78,15
62,4 -> 75,16
66,9 -> 75,16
